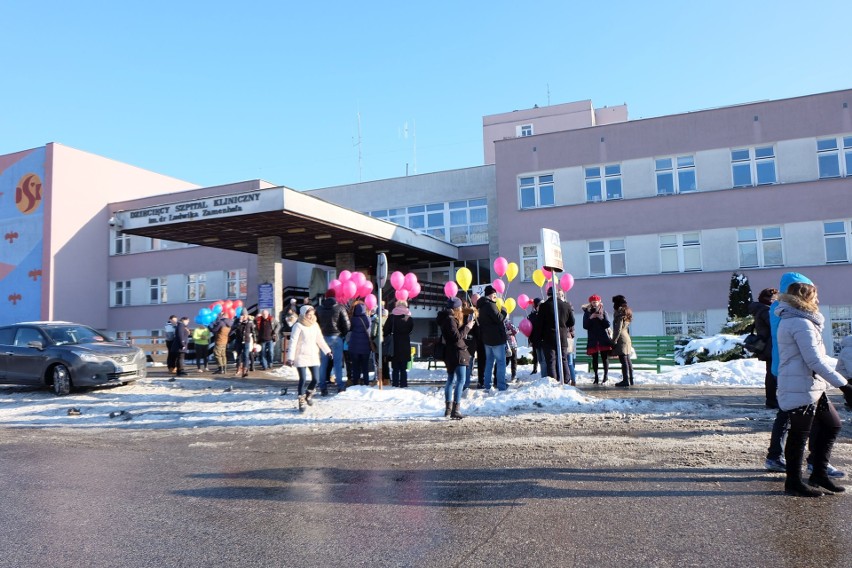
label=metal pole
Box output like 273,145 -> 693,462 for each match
551,274 -> 565,386
376,253 -> 388,390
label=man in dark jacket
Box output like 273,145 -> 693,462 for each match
316,288 -> 351,394
175,316 -> 190,377
527,298 -> 545,377
476,285 -> 508,391
748,288 -> 778,407
539,288 -> 575,385
255,309 -> 279,371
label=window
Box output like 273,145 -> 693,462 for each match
449,199 -> 488,245
817,136 -> 852,179
738,227 -> 783,268
226,269 -> 247,299
521,244 -> 540,281
830,305 -> 852,355
664,310 -> 706,337
149,277 -> 167,304
585,165 -> 622,202
660,233 -> 702,273
519,124 -> 533,137
113,230 -> 130,255
824,221 -> 850,263
113,281 -> 131,306
731,146 -> 776,188
656,156 -> 696,195
114,331 -> 132,343
588,239 -> 626,276
368,200 -> 486,245
186,273 -> 207,302
519,175 -> 555,209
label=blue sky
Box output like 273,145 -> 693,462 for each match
2,1 -> 849,190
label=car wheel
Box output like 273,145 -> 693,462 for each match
51,364 -> 72,396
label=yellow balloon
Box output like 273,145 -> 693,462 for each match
504,297 -> 516,315
495,297 -> 504,311
532,269 -> 545,288
455,267 -> 473,291
505,262 -> 519,283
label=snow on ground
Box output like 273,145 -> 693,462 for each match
0,357 -> 771,430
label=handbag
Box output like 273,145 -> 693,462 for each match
382,317 -> 395,358
744,333 -> 767,355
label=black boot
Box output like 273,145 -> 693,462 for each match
444,402 -> 452,418
593,375 -> 599,385
785,478 -> 823,497
615,380 -> 629,387
450,402 -> 464,420
809,474 -> 846,493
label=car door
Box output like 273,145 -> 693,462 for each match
0,326 -> 15,382
5,327 -> 49,385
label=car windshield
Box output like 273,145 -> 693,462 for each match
45,326 -> 112,346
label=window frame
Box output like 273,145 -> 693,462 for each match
149,277 -> 168,305
659,232 -> 702,273
731,146 -> 777,188
519,174 -> 555,210
113,280 -> 131,307
655,155 -> 697,195
585,164 -> 623,202
588,238 -> 626,277
817,136 -> 852,179
664,310 -> 706,338
226,269 -> 247,299
824,220 -> 850,264
186,273 -> 207,303
520,244 -> 541,282
737,226 -> 784,268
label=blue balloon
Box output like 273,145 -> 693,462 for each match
199,308 -> 212,317
195,315 -> 204,325
203,313 -> 216,326
212,304 -> 223,314
235,306 -> 243,318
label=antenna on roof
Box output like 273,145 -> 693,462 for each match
353,110 -> 363,182
547,83 -> 551,106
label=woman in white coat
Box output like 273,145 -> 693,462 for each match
286,305 -> 332,412
776,280 -> 852,497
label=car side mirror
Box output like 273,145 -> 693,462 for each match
27,340 -> 44,350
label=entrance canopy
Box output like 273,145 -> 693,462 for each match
112,186 -> 458,267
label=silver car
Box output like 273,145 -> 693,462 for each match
0,322 -> 147,395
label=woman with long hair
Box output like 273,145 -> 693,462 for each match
582,295 -> 612,384
776,280 -> 852,496
611,295 -> 634,387
437,297 -> 475,419
286,305 -> 331,412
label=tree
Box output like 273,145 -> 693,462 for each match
728,272 -> 753,320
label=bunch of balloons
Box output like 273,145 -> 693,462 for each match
329,270 -> 378,312
390,271 -> 422,303
196,299 -> 244,326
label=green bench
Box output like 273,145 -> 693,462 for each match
574,335 -> 676,373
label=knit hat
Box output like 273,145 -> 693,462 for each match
483,285 -> 497,296
325,288 -> 336,298
612,294 -> 626,307
446,297 -> 462,309
778,272 -> 813,294
589,295 -> 601,303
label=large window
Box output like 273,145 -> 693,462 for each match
817,136 -> 852,179
588,239 -> 626,277
521,244 -> 541,282
660,233 -> 702,273
738,227 -> 783,268
518,124 -> 533,137
830,305 -> 852,355
731,146 -> 776,188
369,200 -> 485,244
113,281 -> 131,307
585,165 -> 622,202
186,274 -> 207,302
113,231 -> 131,255
226,269 -> 247,299
664,310 -> 706,337
519,175 -> 555,209
149,277 -> 168,304
824,221 -> 850,263
656,156 -> 696,195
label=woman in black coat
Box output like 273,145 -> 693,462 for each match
438,297 -> 475,419
382,300 -> 414,387
582,294 -> 612,384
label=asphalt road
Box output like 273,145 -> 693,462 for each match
1,396 -> 851,568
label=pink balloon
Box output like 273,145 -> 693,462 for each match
350,272 -> 366,287
390,271 -> 405,291
492,279 -> 505,294
403,273 -> 418,291
519,318 -> 533,337
395,289 -> 409,302
517,293 -> 530,310
338,270 -> 352,283
493,257 -> 508,277
444,281 -> 459,299
357,281 -> 374,298
560,273 -> 575,292
329,279 -> 342,291
409,282 -> 421,299
364,294 -> 377,312
343,280 -> 357,300
541,267 -> 552,279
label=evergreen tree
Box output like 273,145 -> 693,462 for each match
728,272 -> 753,320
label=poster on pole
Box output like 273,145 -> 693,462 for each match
540,228 -> 564,272
257,283 -> 274,310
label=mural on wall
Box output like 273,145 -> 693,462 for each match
0,147 -> 46,325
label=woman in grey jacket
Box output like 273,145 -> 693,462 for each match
776,281 -> 852,497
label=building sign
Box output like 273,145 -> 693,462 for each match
257,283 -> 274,310
540,228 -> 563,272
117,188 -> 283,230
